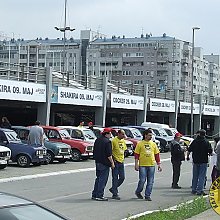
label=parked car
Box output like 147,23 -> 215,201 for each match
41,126 -> 93,161
0,128 -> 47,167
129,126 -> 164,151
0,191 -> 70,220
12,126 -> 72,164
0,145 -> 11,169
92,126 -> 134,157
58,126 -> 97,144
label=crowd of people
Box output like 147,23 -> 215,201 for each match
92,127 -> 219,201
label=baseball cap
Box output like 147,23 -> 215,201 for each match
88,122 -> 93,126
175,132 -> 182,138
102,127 -> 112,134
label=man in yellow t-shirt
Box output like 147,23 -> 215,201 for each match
134,129 -> 162,201
109,129 -> 127,200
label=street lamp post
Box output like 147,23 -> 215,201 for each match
55,0 -> 75,86
190,27 -> 200,137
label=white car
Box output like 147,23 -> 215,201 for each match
58,126 -> 97,144
0,145 -> 11,169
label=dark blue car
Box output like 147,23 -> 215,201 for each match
0,128 -> 47,167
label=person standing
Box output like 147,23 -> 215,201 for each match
92,128 -> 115,201
28,120 -> 44,146
134,129 -> 162,201
78,121 -> 84,128
170,132 -> 185,189
1,117 -> 11,129
187,129 -> 212,195
109,129 -> 127,200
215,138 -> 220,179
88,122 -> 94,131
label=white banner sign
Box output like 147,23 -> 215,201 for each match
203,105 -> 219,116
110,93 -> 144,110
180,102 -> 200,114
57,87 -> 103,107
149,98 -> 175,112
0,79 -> 46,102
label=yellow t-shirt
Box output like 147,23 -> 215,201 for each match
112,136 -> 127,163
134,140 -> 160,166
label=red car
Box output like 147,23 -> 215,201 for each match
41,126 -> 93,161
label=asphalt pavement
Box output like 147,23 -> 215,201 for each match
0,153 -> 215,220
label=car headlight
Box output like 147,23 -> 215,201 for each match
86,146 -> 93,152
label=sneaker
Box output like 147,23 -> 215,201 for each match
172,185 -> 182,189
145,196 -> 152,201
112,195 -> 121,200
135,192 -> 143,199
95,197 -> 108,201
196,192 -> 207,196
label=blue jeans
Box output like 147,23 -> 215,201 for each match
92,163 -> 110,198
192,163 -> 207,193
135,166 -> 155,197
110,161 -> 125,196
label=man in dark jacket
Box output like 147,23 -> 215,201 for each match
187,129 -> 212,195
171,132 -> 185,189
92,128 -> 115,201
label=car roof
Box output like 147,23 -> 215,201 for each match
41,126 -> 64,131
0,128 -> 13,132
0,192 -> 33,208
58,126 -> 90,131
12,126 -> 30,130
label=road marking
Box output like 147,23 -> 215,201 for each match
39,191 -> 92,203
121,195 -> 209,220
0,158 -> 170,183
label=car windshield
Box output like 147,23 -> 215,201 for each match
5,131 -> 22,143
92,129 -> 101,138
152,129 -> 160,136
0,204 -> 66,220
130,128 -> 142,139
83,130 -> 96,140
164,128 -> 174,136
59,129 -> 71,139
159,128 -> 168,137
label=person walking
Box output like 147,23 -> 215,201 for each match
109,129 -> 127,200
1,117 -> 11,129
170,132 -> 185,189
92,128 -> 115,201
187,129 -> 212,195
134,129 -> 162,201
28,120 -> 44,146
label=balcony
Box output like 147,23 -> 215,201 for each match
157,65 -> 168,71
181,65 -> 189,73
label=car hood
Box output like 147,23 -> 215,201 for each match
45,141 -> 71,149
0,145 -> 11,152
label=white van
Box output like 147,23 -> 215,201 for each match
141,122 -> 169,129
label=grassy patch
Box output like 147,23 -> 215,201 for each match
136,197 -> 210,220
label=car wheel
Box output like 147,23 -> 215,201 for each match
46,151 -> 55,164
17,154 -> 31,168
71,149 -> 81,162
0,164 -> 7,169
57,158 -> 68,163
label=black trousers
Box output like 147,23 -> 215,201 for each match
172,161 -> 182,186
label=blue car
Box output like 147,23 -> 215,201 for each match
0,128 -> 47,167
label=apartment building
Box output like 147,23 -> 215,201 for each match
0,30 -> 220,102
0,37 -> 82,82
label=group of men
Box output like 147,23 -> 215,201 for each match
92,127 -> 214,201
92,128 -> 161,201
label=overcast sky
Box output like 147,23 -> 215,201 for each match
0,0 -> 219,54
